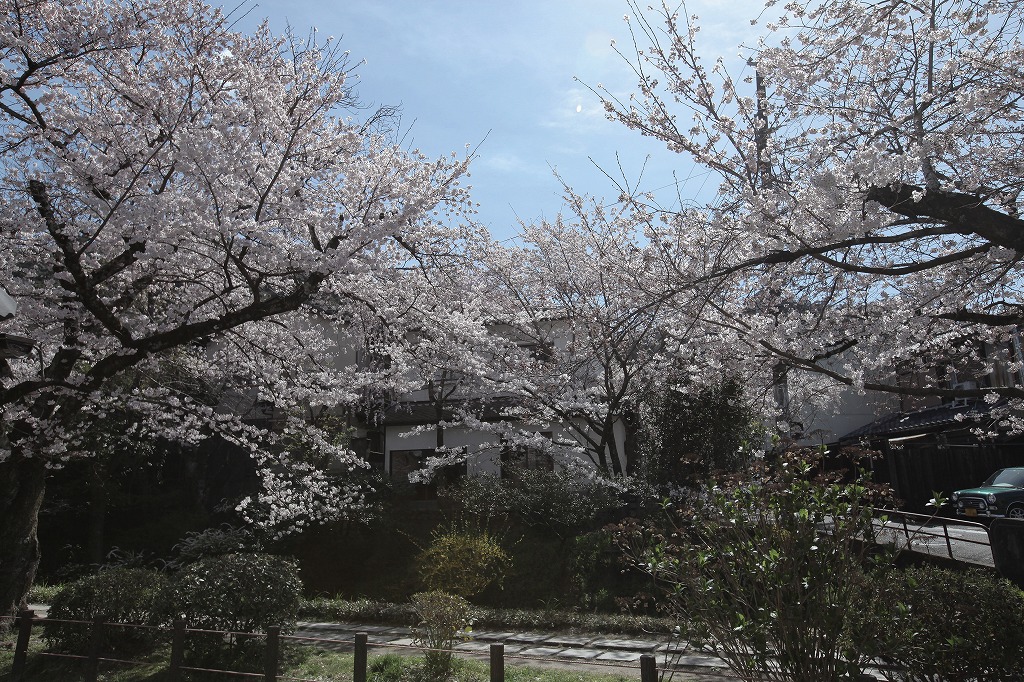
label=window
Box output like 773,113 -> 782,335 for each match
501,432 -> 554,478
389,448 -> 466,499
390,449 -> 435,482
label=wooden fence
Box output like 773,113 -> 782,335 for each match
5,610 -> 663,682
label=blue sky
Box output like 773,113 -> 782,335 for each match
242,1 -> 760,240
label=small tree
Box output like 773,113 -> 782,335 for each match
410,590 -> 474,680
616,448 -> 891,682
637,376 -> 759,486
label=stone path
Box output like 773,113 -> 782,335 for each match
294,621 -> 735,680
23,604 -> 734,679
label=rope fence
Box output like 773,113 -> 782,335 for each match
4,610 -> 670,682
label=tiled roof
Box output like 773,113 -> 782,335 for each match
839,400 -> 994,442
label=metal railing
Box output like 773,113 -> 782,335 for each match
873,507 -> 991,562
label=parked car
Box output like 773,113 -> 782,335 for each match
952,467 -> 1024,520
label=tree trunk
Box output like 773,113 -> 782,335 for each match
87,462 -> 107,565
0,456 -> 46,623
603,422 -> 624,477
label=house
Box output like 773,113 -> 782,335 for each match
244,315 -> 635,499
789,333 -> 1024,511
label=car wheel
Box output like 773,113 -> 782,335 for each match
1007,506 -> 1024,520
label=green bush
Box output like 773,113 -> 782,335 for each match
441,469 -> 620,537
26,582 -> 62,604
165,552 -> 301,632
616,448 -> 889,682
565,530 -> 621,611
857,564 -> 1024,681
368,653 -> 407,682
417,528 -> 511,598
163,552 -> 301,664
411,590 -> 474,679
167,524 -> 257,569
43,568 -> 167,656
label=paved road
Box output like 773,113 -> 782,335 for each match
873,516 -> 993,566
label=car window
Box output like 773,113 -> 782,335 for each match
983,469 -> 1024,488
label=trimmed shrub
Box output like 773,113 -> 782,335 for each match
164,552 -> 301,633
298,596 -> 675,635
856,564 -> 1024,681
26,582 -> 62,604
417,528 -> 510,598
43,568 -> 167,655
299,596 -> 416,625
163,552 -> 301,664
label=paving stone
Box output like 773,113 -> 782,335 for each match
291,621 -> 733,675
674,654 -> 728,668
596,650 -> 644,662
455,641 -> 496,652
297,622 -> 355,632
486,644 -> 526,655
654,640 -> 689,653
518,646 -> 567,657
351,624 -> 400,633
471,631 -> 519,642
387,637 -> 417,647
300,632 -> 349,641
505,632 -> 554,644
555,648 -> 603,660
590,638 -> 658,652
544,635 -> 595,647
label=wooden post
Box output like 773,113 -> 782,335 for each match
640,654 -> 657,682
489,642 -> 504,682
11,609 -> 34,682
354,630 -> 370,679
84,617 -> 104,682
264,625 -> 280,682
168,620 -> 185,682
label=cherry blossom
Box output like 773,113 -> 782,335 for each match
592,0 -> 1024,434
0,0 -> 475,619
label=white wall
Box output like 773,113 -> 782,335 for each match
382,418 -> 628,479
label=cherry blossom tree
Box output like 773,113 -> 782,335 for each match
462,192 -> 678,477
593,0 -> 1024,432
0,0 -> 475,619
